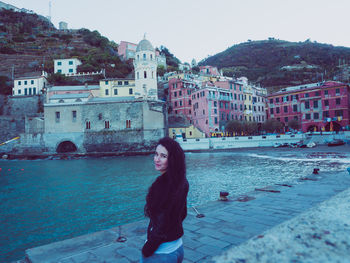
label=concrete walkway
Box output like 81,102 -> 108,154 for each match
22,169 -> 350,263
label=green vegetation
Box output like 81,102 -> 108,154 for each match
226,119 -> 285,135
157,46 -> 181,70
200,39 -> 350,88
0,9 -> 132,80
0,76 -> 12,95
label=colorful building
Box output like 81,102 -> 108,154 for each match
267,81 -> 350,132
199,66 -> 220,76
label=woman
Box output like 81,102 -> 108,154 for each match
141,137 -> 189,262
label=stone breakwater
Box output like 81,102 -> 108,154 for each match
20,169 -> 350,263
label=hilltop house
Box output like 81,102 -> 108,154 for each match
54,58 -> 82,75
12,71 -> 48,96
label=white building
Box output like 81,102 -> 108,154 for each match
54,58 -> 82,75
59,21 -> 68,30
12,72 -> 48,96
133,38 -> 158,99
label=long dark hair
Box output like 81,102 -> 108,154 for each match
144,137 -> 188,217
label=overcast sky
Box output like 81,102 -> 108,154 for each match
4,0 -> 350,63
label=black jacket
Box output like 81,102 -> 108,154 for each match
142,175 -> 189,257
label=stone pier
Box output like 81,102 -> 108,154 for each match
21,169 -> 350,262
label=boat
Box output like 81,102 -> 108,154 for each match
328,139 -> 345,147
306,142 -> 316,148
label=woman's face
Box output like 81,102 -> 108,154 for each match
154,144 -> 168,174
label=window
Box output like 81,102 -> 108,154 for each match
203,109 -> 205,115
284,106 -> 288,113
57,61 -> 62,65
336,98 -> 341,105
69,61 -> 73,65
137,72 -> 139,79
86,121 -> 91,129
180,101 -> 182,106
324,90 -> 328,96
69,69 -> 73,73
315,91 -> 320,96
276,107 -> 280,113
125,81 -> 129,85
240,104 -> 243,111
24,80 -> 27,85
126,120 -> 131,128
276,97 -> 279,103
305,113 -> 311,120
29,88 -> 32,95
270,108 -> 274,114
336,88 -> 340,95
293,104 -> 298,112
105,81 -> 109,85
270,99 -> 273,103
215,117 -> 218,124
305,101 -> 310,109
58,69 -> 62,73
313,100 -> 318,108
18,89 -> 21,95
129,88 -> 133,95
118,81 -> 122,85
18,81 -> 21,85
179,91 -> 182,96
143,54 -> 146,60
150,54 -> 153,60
324,111 -> 329,118
33,88 -> 36,95
72,111 -> 77,122
31,80 -> 34,84
114,89 -> 118,95
305,93 -> 309,98
335,110 -> 343,117
105,120 -> 110,129
324,100 -> 329,106
105,89 -> 109,95
314,113 -> 319,119
55,111 -> 60,123
174,91 -> 177,97
144,71 -> 147,78
284,117 -> 288,123
24,88 -> 27,95
214,109 -> 217,114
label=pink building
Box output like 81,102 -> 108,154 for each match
267,81 -> 350,132
118,41 -> 138,61
199,66 -> 220,76
168,77 -> 245,136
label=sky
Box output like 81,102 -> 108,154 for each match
3,0 -> 350,63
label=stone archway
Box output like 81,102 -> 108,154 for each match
56,141 -> 77,153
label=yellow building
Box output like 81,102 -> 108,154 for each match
243,85 -> 253,122
169,124 -> 205,139
99,78 -> 135,98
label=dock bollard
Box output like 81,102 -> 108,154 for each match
220,191 -> 229,201
313,168 -> 320,174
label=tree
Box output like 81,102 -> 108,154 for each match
262,119 -> 284,133
157,65 -> 166,77
192,66 -> 200,74
243,121 -> 259,135
225,120 -> 243,135
288,119 -> 300,131
0,76 -> 12,95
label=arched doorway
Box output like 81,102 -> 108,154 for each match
324,121 -> 341,132
56,141 -> 77,153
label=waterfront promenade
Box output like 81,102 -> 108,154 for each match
19,168 -> 350,263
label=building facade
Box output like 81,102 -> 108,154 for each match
99,79 -> 135,98
12,72 -> 48,96
54,58 -> 82,75
118,41 -> 138,61
267,81 -> 350,132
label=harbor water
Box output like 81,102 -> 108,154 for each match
1,146 -> 350,262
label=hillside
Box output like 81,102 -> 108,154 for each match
200,39 -> 350,90
0,8 -> 132,82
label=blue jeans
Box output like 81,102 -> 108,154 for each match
140,245 -> 184,263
